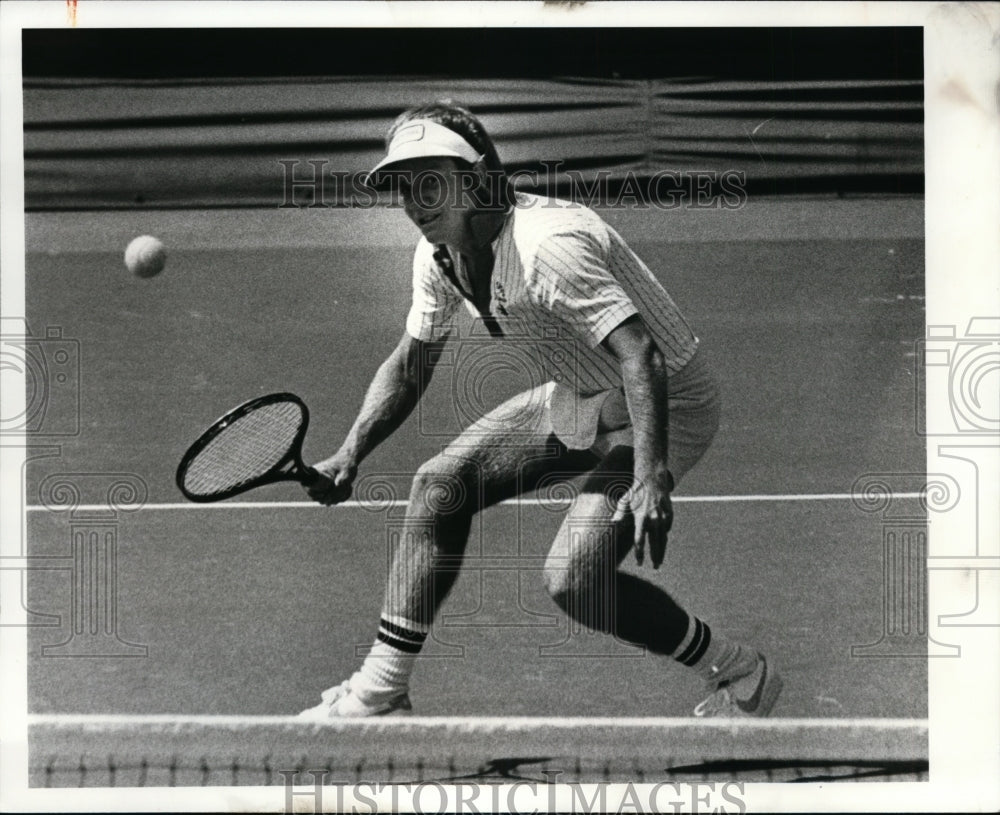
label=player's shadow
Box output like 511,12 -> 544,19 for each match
440,756 -> 558,782
665,757 -> 929,782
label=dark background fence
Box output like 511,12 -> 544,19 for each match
22,28 -> 923,209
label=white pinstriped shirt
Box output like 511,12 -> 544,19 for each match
406,193 -> 700,447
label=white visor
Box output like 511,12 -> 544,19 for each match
365,119 -> 483,187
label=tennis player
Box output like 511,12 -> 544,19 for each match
300,102 -> 781,719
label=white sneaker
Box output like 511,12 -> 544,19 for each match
693,652 -> 782,718
297,677 -> 412,720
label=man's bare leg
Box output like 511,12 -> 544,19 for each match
300,385 -> 595,717
543,445 -> 783,717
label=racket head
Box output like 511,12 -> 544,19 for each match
176,392 -> 314,503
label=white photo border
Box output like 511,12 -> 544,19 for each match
1,1 -> 997,812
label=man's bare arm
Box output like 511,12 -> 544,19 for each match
601,315 -> 674,568
307,331 -> 447,504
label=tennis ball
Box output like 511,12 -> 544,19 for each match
125,235 -> 167,278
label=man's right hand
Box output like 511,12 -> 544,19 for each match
303,332 -> 438,507
306,450 -> 358,506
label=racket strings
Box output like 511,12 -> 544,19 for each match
182,401 -> 305,497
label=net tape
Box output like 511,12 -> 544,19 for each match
182,400 -> 303,496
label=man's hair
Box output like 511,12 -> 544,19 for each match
386,100 -> 513,210
387,100 -> 506,178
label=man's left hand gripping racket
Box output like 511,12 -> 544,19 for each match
176,393 -> 321,502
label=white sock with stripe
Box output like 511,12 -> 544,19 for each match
354,616 -> 428,695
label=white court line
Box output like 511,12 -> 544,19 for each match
24,492 -> 926,513
27,713 -> 928,731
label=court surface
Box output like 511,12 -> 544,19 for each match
22,197 -> 926,720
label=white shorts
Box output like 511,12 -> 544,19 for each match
545,347 -> 721,485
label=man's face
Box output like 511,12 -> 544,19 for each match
393,157 -> 477,246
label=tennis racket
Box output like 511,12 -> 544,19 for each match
176,392 -> 321,503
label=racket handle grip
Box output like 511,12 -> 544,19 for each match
300,465 -> 323,487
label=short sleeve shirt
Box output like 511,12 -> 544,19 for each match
406,193 -> 699,396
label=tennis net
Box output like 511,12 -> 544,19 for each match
27,715 -> 927,787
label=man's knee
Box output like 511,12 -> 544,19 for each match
542,547 -> 593,607
543,552 -> 618,634
543,516 -> 629,606
410,455 -> 475,519
542,557 -> 574,607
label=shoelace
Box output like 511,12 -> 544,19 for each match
693,683 -> 734,717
